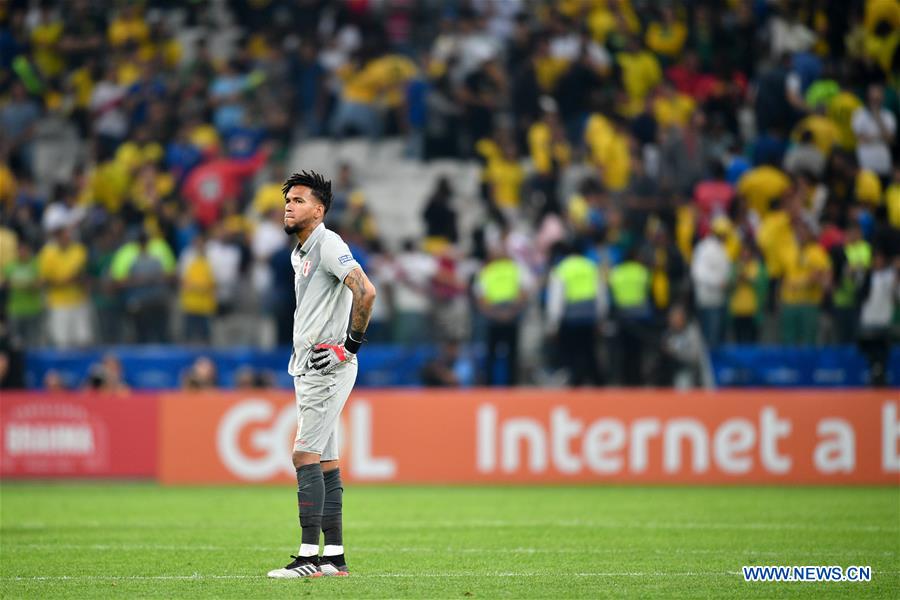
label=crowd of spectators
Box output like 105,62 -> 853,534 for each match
1,0 -> 899,389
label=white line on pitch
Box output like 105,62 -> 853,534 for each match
4,543 -> 896,558
0,572 -> 753,581
7,520 -> 896,533
6,571 -> 900,582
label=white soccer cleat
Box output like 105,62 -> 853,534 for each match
319,556 -> 350,577
267,555 -> 321,578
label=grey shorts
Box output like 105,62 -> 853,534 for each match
293,359 -> 358,461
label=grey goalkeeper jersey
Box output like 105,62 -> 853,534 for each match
288,223 -> 360,376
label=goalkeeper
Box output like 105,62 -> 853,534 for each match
267,170 -> 377,579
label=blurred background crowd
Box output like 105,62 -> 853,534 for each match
1,0 -> 899,390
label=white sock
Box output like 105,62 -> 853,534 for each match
323,545 -> 344,556
298,543 -> 319,557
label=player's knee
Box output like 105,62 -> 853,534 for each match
292,451 -> 320,469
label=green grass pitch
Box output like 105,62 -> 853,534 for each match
1,483 -> 897,598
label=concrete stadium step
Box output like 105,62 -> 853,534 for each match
287,140 -> 484,248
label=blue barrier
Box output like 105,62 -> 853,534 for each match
711,346 -> 899,387
22,345 -> 898,390
24,345 -> 438,390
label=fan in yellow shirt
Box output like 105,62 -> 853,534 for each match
79,142 -> 147,212
645,6 -> 688,61
856,169 -> 883,206
556,0 -> 587,20
863,0 -> 900,73
486,142 -> 525,210
737,165 -> 792,217
653,82 -> 696,129
717,217 -> 743,262
332,53 -> 416,138
528,100 -> 572,177
887,168 -> 900,227
531,37 -> 571,94
598,128 -> 631,191
38,228 -> 87,308
189,123 -> 221,154
245,33 -> 273,61
0,226 -> 16,283
827,90 -> 863,149
337,62 -> 373,104
180,254 -> 216,315
528,100 -> 572,208
341,54 -> 417,107
30,12 -> 65,79
81,160 -> 133,213
779,221 -> 832,346
790,113 -> 840,156
373,54 -> 418,108
781,239 -> 831,305
584,114 -> 631,192
865,0 -> 900,32
616,39 -> 662,117
475,134 -> 505,200
0,163 -> 16,208
675,202 -> 696,262
755,206 -> 796,279
179,234 -> 217,345
730,248 -> 763,316
116,57 -> 142,87
584,112 -> 615,154
108,5 -> 149,48
131,163 -> 176,213
587,0 -> 640,45
252,182 -> 286,216
729,245 -> 767,343
38,227 -> 93,348
587,6 -> 617,45
567,192 -> 591,232
475,136 -> 503,167
137,33 -> 183,68
69,65 -> 95,110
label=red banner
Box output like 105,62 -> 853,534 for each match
0,392 -> 158,478
157,389 -> 900,485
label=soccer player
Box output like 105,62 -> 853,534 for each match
267,171 -> 377,578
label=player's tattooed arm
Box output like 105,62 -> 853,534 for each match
343,267 -> 377,333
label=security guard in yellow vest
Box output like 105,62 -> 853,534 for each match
476,247 -> 529,385
608,247 -> 651,386
546,243 -> 606,385
832,223 -> 871,343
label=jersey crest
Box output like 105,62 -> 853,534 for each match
302,260 -> 312,277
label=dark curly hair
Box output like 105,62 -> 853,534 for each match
282,170 -> 333,214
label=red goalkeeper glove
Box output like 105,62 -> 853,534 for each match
309,342 -> 352,372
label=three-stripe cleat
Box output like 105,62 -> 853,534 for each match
318,554 -> 350,577
267,555 -> 320,578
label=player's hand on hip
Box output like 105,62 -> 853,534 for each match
309,342 -> 352,372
